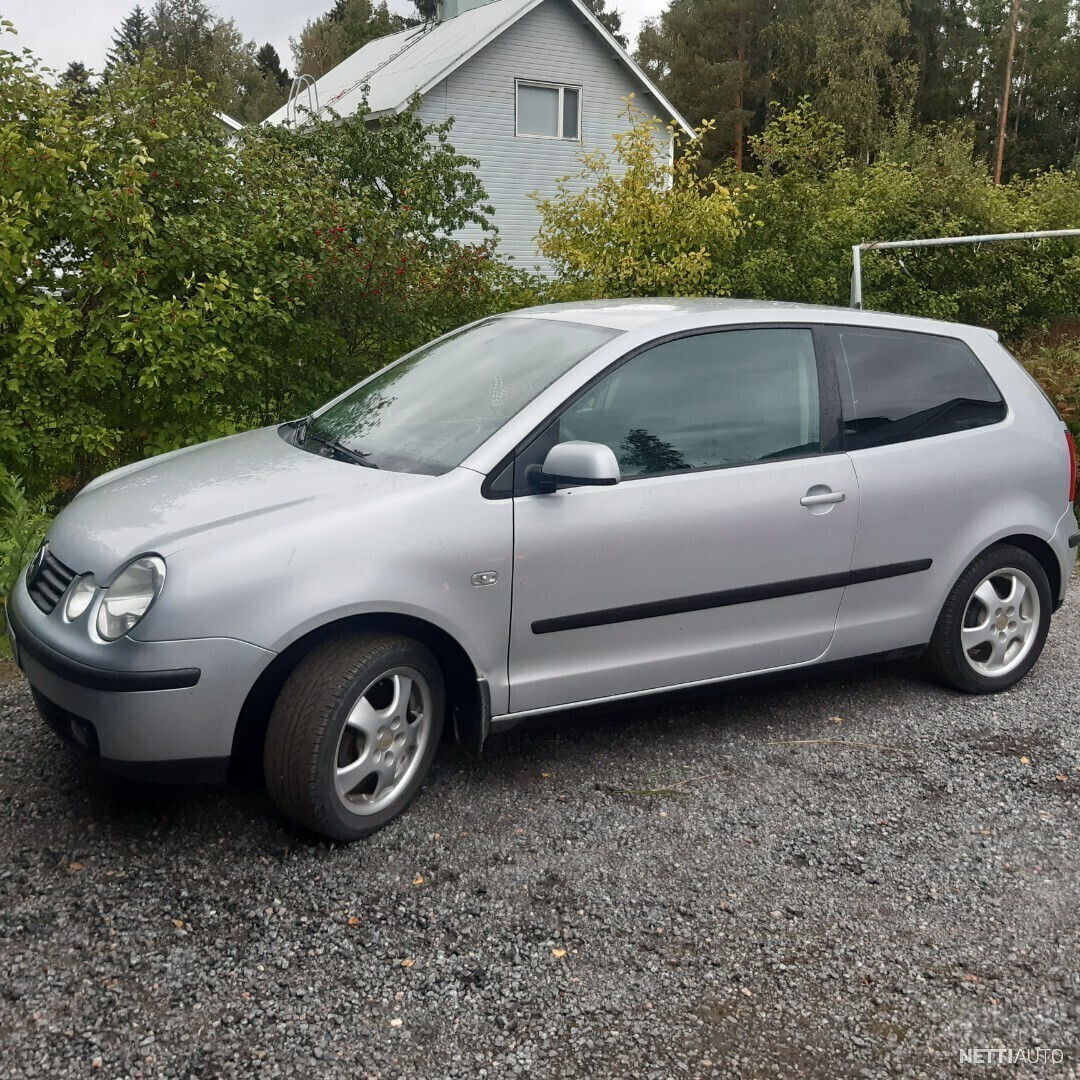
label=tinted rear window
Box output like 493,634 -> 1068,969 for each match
833,327 -> 1006,450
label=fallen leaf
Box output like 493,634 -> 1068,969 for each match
411,874 -> 425,886
400,958 -> 415,969
68,862 -> 85,873
172,919 -> 184,929
347,916 -> 361,927
831,716 -> 844,724
1055,774 -> 1069,782
551,948 -> 567,959
1020,756 -> 1030,765
541,772 -> 552,778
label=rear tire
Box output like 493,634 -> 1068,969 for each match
263,633 -> 444,841
927,544 -> 1051,694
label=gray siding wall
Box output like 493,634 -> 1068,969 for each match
416,0 -> 672,274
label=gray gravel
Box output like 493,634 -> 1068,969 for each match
1,596 -> 1079,1080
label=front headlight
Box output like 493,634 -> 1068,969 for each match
96,556 -> 166,641
64,575 -> 97,621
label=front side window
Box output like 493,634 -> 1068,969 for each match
305,317 -> 620,475
553,328 -> 821,479
832,327 -> 1006,450
517,82 -> 580,139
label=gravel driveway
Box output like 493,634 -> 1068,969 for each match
1,593 -> 1078,1080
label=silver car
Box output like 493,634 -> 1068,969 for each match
7,300 -> 1078,840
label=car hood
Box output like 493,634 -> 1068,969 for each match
48,426 -> 428,578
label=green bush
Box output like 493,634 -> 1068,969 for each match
0,469 -> 50,613
1014,329 -> 1080,441
533,101 -> 746,296
534,99 -> 1080,341
724,103 -> 1080,338
0,29 -> 545,503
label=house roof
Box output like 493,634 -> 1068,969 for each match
262,0 -> 693,136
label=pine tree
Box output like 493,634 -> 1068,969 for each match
59,61 -> 97,106
582,0 -> 627,48
106,5 -> 151,69
147,0 -> 215,78
291,0 -> 409,79
999,0 -> 1080,173
637,0 -> 766,169
256,43 -> 290,91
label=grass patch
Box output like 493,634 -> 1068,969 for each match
0,654 -> 19,684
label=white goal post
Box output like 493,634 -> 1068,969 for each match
850,229 -> 1080,309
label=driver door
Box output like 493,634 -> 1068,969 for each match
506,326 -> 860,714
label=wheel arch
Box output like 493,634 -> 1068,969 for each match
231,612 -> 488,771
994,533 -> 1061,609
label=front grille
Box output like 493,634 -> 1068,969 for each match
26,547 -> 77,614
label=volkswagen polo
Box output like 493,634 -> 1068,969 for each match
7,300 -> 1078,840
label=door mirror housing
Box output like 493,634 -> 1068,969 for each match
532,441 -> 621,491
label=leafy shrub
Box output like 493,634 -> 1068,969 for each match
1014,328 -> 1080,441
0,30 -> 544,502
724,103 -> 1080,338
0,469 -> 50,613
533,99 -> 746,296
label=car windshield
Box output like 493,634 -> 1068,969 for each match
304,316 -> 621,474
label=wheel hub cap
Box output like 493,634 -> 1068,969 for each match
332,667 -> 432,817
960,567 -> 1040,679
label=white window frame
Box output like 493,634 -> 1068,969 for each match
515,80 -> 582,142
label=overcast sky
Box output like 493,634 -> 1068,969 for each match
3,0 -> 661,76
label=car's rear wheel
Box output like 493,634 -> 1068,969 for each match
927,544 -> 1051,694
263,633 -> 444,841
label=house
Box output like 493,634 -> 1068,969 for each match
214,112 -> 244,133
263,0 -> 691,271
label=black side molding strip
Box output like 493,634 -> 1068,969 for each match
1069,533 -> 1080,549
531,559 -> 933,635
7,600 -> 200,692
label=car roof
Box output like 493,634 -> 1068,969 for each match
506,298 -> 994,338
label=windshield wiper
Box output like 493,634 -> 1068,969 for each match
299,420 -> 378,468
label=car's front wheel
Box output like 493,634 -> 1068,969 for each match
263,633 -> 445,841
928,544 -> 1051,694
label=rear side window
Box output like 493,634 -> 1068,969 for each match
832,327 -> 1006,451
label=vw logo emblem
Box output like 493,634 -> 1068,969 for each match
28,543 -> 46,581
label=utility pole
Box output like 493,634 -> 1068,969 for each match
993,0 -> 1021,185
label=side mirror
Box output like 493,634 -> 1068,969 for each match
531,441 -> 621,492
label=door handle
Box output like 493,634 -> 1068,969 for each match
800,490 -> 846,507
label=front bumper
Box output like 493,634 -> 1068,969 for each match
6,577 -> 275,779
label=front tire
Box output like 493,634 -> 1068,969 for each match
927,544 -> 1051,694
263,633 -> 445,841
